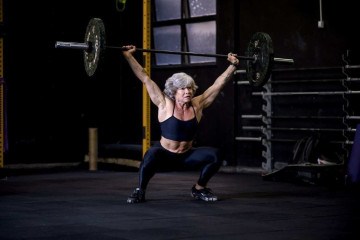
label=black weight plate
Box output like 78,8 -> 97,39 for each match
246,32 -> 274,87
84,18 -> 106,77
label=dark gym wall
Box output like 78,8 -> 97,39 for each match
234,0 -> 360,167
4,0 -> 143,164
237,0 -> 359,68
2,0 -> 359,167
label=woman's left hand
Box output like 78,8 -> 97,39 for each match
228,53 -> 239,66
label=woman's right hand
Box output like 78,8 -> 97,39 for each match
122,45 -> 136,57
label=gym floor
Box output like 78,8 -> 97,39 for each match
0,168 -> 359,240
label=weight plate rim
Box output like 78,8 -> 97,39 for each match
84,18 -> 106,77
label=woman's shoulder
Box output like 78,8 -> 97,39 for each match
191,96 -> 202,108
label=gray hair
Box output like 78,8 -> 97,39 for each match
163,72 -> 198,100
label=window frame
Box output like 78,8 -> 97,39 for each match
151,0 -> 217,68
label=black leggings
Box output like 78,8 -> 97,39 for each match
138,143 -> 222,190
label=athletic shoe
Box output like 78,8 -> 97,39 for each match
191,185 -> 218,202
127,188 -> 146,203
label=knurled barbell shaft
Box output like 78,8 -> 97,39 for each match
108,46 -> 255,61
55,41 -> 294,64
130,47 -> 294,64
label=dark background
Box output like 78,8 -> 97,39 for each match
2,0 -> 359,169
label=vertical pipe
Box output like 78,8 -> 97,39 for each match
318,0 -> 324,28
89,128 -> 98,171
0,0 -> 3,168
142,0 -> 151,156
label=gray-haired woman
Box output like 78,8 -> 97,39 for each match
122,45 -> 239,203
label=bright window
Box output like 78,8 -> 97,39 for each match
153,0 -> 217,66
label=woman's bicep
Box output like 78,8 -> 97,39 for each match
196,83 -> 221,108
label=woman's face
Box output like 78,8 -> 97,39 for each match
175,87 -> 193,103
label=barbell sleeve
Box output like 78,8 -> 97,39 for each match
55,41 -> 89,51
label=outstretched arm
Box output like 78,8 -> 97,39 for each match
194,53 -> 239,109
122,45 -> 166,108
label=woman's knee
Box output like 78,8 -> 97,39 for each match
207,147 -> 222,165
192,147 -> 222,167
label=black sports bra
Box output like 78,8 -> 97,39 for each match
160,105 -> 198,141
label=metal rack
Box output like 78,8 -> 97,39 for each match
234,61 -> 360,173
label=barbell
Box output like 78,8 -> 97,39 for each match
55,18 -> 294,87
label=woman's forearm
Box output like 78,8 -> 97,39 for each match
124,54 -> 149,83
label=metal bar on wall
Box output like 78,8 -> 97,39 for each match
235,67 -> 360,85
236,77 -> 360,85
240,115 -> 262,119
253,90 -> 360,96
235,137 -> 262,142
142,0 -> 151,157
241,115 -> 360,120
242,126 -> 357,132
345,65 -> 360,69
268,78 -> 360,84
235,136 -> 354,145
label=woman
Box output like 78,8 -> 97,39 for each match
122,45 -> 239,203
